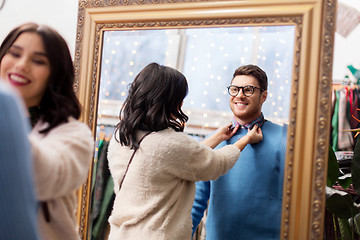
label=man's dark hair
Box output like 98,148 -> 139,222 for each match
232,64 -> 268,90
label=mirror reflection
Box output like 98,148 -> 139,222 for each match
91,25 -> 294,239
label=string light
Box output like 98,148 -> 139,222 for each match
99,26 -> 294,128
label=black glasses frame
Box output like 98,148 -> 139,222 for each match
227,85 -> 265,97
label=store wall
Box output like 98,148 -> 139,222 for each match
0,0 -> 78,57
0,0 -> 359,80
333,0 -> 360,80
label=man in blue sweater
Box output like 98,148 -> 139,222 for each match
191,64 -> 287,239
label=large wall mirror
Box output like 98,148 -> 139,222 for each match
74,0 -> 336,239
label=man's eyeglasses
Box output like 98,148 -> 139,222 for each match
227,85 -> 264,97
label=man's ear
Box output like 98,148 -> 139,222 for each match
260,90 -> 267,104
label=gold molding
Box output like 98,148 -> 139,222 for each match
281,18 -> 302,240
74,1 -> 336,239
309,0 -> 336,239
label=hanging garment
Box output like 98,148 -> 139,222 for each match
350,88 -> 360,131
91,127 -> 115,240
332,91 -> 340,151
338,89 -> 354,150
347,65 -> 360,85
91,138 -> 106,221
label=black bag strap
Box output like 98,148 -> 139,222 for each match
41,201 -> 51,222
118,132 -> 151,191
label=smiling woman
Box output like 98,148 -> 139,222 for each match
0,32 -> 50,107
0,22 -> 94,240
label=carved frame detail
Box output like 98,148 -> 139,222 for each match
74,1 -> 336,239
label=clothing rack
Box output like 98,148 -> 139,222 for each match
332,79 -> 359,92
333,78 -> 356,85
96,123 -> 207,140
97,123 -> 117,128
330,81 -> 360,151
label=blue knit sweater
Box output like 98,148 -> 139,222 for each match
191,120 -> 287,240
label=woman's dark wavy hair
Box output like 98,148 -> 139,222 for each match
0,23 -> 81,134
115,62 -> 189,150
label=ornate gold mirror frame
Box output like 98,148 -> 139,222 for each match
74,0 -> 336,239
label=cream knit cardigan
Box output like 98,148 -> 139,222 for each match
107,128 -> 240,240
29,118 -> 94,240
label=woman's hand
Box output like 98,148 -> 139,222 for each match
233,125 -> 263,150
246,125 -> 263,144
216,122 -> 240,142
201,123 -> 239,149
